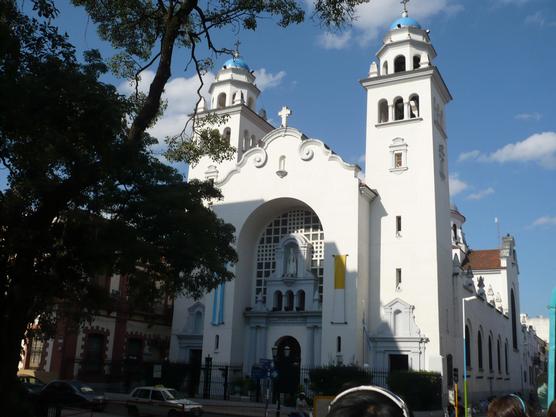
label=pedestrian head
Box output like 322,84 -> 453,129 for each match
326,385 -> 411,417
547,400 -> 556,417
487,394 -> 529,417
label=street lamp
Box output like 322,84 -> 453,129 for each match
462,296 -> 477,417
272,345 -> 291,417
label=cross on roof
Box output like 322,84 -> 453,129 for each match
233,40 -> 241,58
278,106 -> 292,128
401,0 -> 410,15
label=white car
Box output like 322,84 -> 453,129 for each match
127,386 -> 203,417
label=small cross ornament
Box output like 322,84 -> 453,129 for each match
278,106 -> 292,127
401,0 -> 410,13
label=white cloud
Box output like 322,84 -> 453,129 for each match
458,150 -> 481,162
524,11 -> 556,27
466,187 -> 495,200
530,216 -> 556,227
347,0 -> 463,44
318,31 -> 352,49
514,112 -> 542,121
119,70 -> 216,145
492,0 -> 533,5
253,69 -> 287,91
486,132 -> 556,169
449,173 -> 469,196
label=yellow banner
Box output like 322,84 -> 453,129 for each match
334,255 -> 347,289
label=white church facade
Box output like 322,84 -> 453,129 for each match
170,7 -> 543,401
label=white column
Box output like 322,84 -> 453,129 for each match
389,104 -> 394,122
404,101 -> 410,120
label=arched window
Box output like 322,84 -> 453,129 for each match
378,99 -> 389,123
394,97 -> 404,121
232,92 -> 237,104
217,93 -> 226,109
251,135 -> 257,148
413,55 -> 421,70
452,224 -> 458,242
382,61 -> 389,76
193,311 -> 203,334
296,290 -> 305,311
223,127 -> 231,145
273,291 -> 283,311
409,94 -> 419,118
477,330 -> 483,370
337,336 -> 342,353
505,340 -> 509,374
247,96 -> 254,109
393,309 -> 403,336
488,335 -> 493,372
497,339 -> 501,373
511,289 -> 518,350
465,325 -> 471,369
285,291 -> 294,311
394,55 -> 406,73
243,130 -> 249,151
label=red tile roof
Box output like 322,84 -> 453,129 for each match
467,249 -> 501,270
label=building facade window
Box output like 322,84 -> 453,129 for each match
477,331 -> 483,370
395,268 -> 402,289
511,290 -> 518,350
389,138 -> 408,172
28,338 -> 44,369
396,216 -> 402,235
465,325 -> 471,369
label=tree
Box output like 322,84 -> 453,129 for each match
0,1 -> 236,412
71,0 -> 368,159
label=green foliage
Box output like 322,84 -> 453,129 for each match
0,2 -> 237,407
309,365 -> 372,395
70,0 -> 369,155
387,371 -> 442,411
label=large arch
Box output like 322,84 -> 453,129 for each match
273,335 -> 301,395
236,198 -> 326,307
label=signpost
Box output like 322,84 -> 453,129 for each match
259,359 -> 274,417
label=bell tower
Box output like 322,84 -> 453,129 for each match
361,2 -> 454,370
188,50 -> 274,182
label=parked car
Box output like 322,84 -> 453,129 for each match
18,374 -> 45,395
127,386 -> 203,417
38,380 -> 105,411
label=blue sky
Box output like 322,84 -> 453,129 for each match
22,0 -> 556,317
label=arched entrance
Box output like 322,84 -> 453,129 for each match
274,336 -> 301,396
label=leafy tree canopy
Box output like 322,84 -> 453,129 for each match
0,0 -> 236,408
70,0 -> 368,159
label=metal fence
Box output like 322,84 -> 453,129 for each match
67,358 -> 395,402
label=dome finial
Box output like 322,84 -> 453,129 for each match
401,0 -> 410,18
233,40 -> 241,58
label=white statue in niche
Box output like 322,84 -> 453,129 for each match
286,245 -> 298,277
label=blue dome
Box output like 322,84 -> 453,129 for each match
222,57 -> 251,71
390,16 -> 422,30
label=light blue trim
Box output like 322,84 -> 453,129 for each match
218,283 -> 225,324
390,17 -> 422,30
211,287 -> 218,325
548,287 -> 556,405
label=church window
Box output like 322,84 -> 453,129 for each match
273,291 -> 283,311
382,61 -> 389,75
28,337 -> 44,369
409,94 -> 419,118
337,337 -> 342,353
497,338 -> 501,373
285,291 -> 294,311
247,96 -> 254,109
488,335 -> 493,372
251,135 -> 257,148
394,97 -> 404,120
477,330 -> 484,370
193,311 -> 204,334
396,216 -> 402,235
256,209 -> 324,303
223,127 -> 231,145
511,290 -> 518,350
217,93 -> 226,109
452,224 -> 458,243
395,268 -> 402,289
394,55 -> 406,73
504,340 -> 509,374
296,290 -> 305,311
394,152 -> 403,168
413,55 -> 421,70
378,99 -> 389,123
215,335 -> 220,350
465,325 -> 471,369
